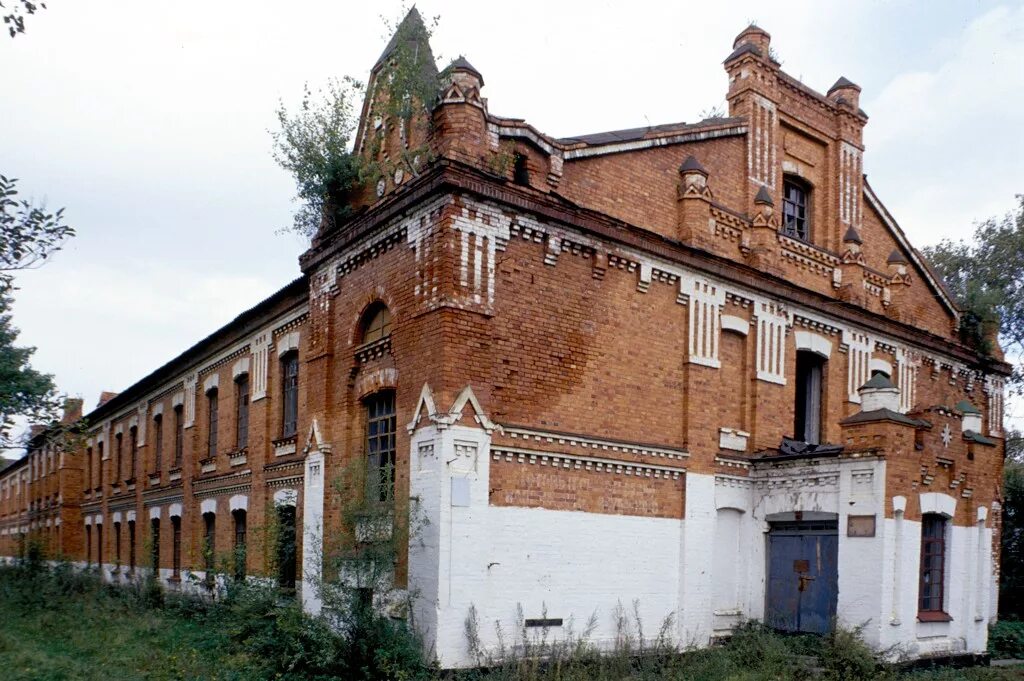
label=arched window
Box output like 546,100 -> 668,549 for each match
232,509 -> 247,581
236,374 -> 250,449
782,176 -> 811,242
360,303 -> 392,344
281,354 -> 299,438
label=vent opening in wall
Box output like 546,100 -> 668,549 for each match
524,618 -> 563,628
513,153 -> 529,186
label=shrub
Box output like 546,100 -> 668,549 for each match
989,619 -> 1024,659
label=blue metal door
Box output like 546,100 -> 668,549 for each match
765,519 -> 838,634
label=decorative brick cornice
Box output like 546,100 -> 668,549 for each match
491,446 -> 684,480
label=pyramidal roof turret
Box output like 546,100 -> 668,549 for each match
373,6 -> 438,77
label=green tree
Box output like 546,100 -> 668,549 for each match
0,175 -> 74,447
923,195 -> 1024,391
1002,446 -> 1024,617
2,0 -> 46,38
270,8 -> 439,239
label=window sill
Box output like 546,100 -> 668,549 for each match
917,611 -> 953,623
273,436 -> 297,457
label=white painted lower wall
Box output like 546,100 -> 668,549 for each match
409,424 -> 682,667
408,424 -> 997,666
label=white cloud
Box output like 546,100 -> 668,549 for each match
865,4 -> 1024,244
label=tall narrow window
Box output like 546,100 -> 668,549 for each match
782,177 -> 810,242
513,152 -> 530,186
115,433 -> 124,481
128,520 -> 136,573
97,442 -> 104,487
233,509 -> 247,581
173,405 -> 183,468
114,521 -> 122,568
171,516 -> 181,579
366,391 -> 397,503
276,505 -> 296,590
96,523 -> 103,567
153,415 -> 163,473
203,512 -> 216,584
86,524 -> 92,566
129,426 -> 138,480
85,447 -> 93,491
236,374 -> 249,449
207,389 -> 219,457
920,514 -> 948,616
281,354 -> 299,438
150,518 -> 160,574
794,351 -> 825,444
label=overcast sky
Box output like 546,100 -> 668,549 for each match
1,0 -> 1022,438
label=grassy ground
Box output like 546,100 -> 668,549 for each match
0,562 -> 1021,681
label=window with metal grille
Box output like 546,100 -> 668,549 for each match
173,405 -> 183,468
282,354 -> 299,438
919,514 -> 947,614
782,178 -> 810,242
86,524 -> 92,566
153,415 -> 163,473
207,388 -> 219,457
97,442 -> 104,486
366,391 -> 396,503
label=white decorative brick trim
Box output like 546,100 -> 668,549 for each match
491,446 -> 684,480
149,506 -> 162,520
232,357 -> 250,379
720,314 -> 749,335
112,511 -> 122,524
870,358 -> 893,377
229,494 -> 248,512
203,374 -> 219,393
151,403 -> 164,417
168,502 -> 183,518
794,330 -> 832,359
171,392 -> 184,408
503,426 -> 688,461
200,498 -> 217,515
126,510 -> 136,523
718,428 -> 750,452
920,492 -> 956,518
273,488 -> 298,507
977,506 -> 988,522
892,495 -> 907,513
276,331 -> 300,358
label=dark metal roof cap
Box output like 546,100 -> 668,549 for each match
724,41 -> 762,63
828,76 -> 861,93
887,249 -> 908,265
678,155 -> 708,175
446,56 -> 484,86
955,399 -> 982,415
754,186 -> 773,205
843,225 -> 863,244
862,372 -> 896,390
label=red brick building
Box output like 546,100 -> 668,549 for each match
0,12 -> 1009,665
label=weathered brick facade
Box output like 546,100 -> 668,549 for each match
0,13 -> 1009,665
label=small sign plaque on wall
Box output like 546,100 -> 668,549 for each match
847,514 -> 876,537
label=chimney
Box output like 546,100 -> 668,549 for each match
61,398 -> 83,425
858,373 -> 900,412
97,391 -> 119,408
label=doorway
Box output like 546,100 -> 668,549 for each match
765,517 -> 838,634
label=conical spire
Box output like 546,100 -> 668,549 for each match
754,185 -> 773,205
843,225 -> 863,244
373,7 -> 437,78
